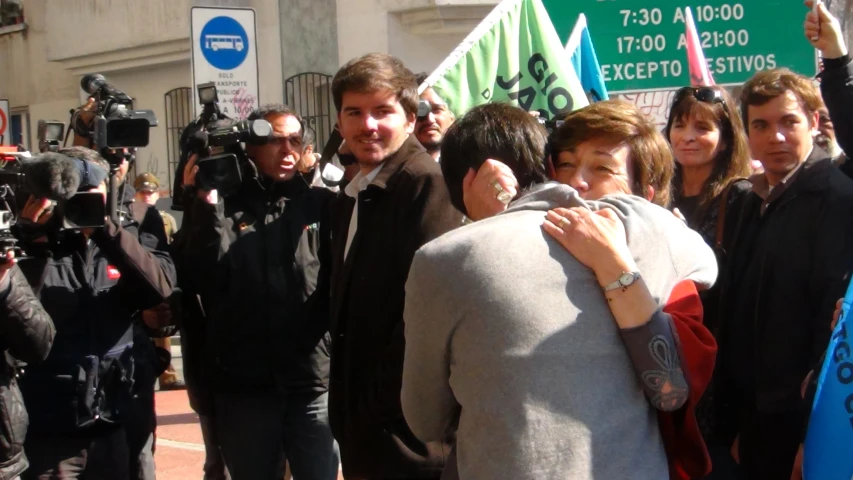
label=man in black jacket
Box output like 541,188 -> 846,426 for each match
13,151 -> 176,479
328,53 -> 461,480
0,251 -> 55,479
175,104 -> 338,480
716,67 -> 853,479
59,146 -> 168,480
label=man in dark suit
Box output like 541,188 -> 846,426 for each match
717,67 -> 853,479
327,53 -> 461,480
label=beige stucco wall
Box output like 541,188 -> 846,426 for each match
387,14 -> 467,75
0,0 -> 80,149
280,0 -> 339,81
44,0 -> 192,62
335,0 -> 496,78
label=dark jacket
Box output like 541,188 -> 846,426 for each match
0,266 -> 55,479
175,165 -> 335,395
820,54 -> 853,180
328,136 -> 461,479
170,186 -> 213,415
717,149 -> 853,431
16,212 -> 176,437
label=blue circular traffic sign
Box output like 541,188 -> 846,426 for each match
200,16 -> 249,70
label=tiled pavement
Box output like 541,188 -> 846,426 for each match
153,390 -> 344,480
154,340 -> 343,479
154,390 -> 207,480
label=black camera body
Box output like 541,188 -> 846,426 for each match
78,74 -> 158,154
173,83 -> 271,204
191,119 -> 272,196
0,152 -> 106,239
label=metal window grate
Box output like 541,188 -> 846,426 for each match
284,73 -> 334,152
164,87 -> 193,196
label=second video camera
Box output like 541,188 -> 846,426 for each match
181,82 -> 271,197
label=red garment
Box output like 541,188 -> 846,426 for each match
659,280 -> 718,480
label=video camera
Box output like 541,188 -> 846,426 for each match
538,117 -> 565,136
172,83 -> 271,205
0,150 -> 107,238
75,74 -> 158,155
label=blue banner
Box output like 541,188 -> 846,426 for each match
566,14 -> 608,103
803,277 -> 853,480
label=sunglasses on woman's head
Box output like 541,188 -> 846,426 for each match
675,86 -> 727,110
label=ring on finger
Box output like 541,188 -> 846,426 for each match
559,216 -> 571,230
491,180 -> 513,205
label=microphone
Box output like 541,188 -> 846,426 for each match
19,153 -> 82,201
80,73 -> 131,101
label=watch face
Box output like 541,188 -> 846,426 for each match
619,272 -> 635,285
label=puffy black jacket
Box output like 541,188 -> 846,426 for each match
175,167 -> 335,394
0,265 -> 55,479
16,213 -> 176,437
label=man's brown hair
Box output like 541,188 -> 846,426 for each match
551,100 -> 675,207
739,68 -> 824,128
332,53 -> 418,117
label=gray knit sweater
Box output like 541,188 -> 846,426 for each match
401,183 -> 718,480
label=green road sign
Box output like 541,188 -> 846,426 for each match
543,0 -> 819,92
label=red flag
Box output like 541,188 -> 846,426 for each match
685,7 -> 715,86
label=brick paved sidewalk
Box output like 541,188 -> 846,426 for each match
154,390 -> 206,480
153,390 -> 344,479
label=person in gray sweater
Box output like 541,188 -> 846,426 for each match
401,103 -> 717,480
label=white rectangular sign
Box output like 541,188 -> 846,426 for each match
190,7 -> 260,120
0,99 -> 10,145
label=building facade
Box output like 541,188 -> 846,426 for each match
0,0 -> 496,197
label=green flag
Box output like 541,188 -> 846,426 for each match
420,0 -> 588,120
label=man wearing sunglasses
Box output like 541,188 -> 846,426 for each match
715,66 -> 853,478
175,104 -> 340,479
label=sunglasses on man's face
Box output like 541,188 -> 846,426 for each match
675,86 -> 727,110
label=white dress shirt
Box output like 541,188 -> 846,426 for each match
343,164 -> 383,259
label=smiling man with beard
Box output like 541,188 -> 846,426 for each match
414,73 -> 456,161
328,54 -> 461,480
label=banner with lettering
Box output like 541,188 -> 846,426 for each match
419,0 -> 587,120
803,276 -> 853,479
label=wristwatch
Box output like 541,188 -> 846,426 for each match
602,271 -> 641,292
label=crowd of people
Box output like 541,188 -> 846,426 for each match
1,1 -> 852,480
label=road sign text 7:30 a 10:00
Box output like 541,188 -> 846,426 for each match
617,5 -> 744,26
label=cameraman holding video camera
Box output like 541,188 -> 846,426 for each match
174,104 -> 339,480
12,86 -> 175,478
